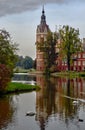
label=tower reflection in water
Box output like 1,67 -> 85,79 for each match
35,75 -> 85,130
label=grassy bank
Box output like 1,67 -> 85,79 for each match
51,71 -> 85,78
5,82 -> 40,94
14,68 -> 36,73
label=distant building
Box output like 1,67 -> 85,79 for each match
35,7 -> 50,71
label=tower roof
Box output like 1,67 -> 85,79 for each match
41,6 -> 46,25
37,6 -> 50,33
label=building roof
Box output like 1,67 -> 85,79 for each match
37,6 -> 50,33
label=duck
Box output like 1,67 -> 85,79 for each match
78,119 -> 84,122
26,112 -> 35,116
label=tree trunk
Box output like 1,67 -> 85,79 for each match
67,53 -> 70,71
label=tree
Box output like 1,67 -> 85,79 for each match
0,29 -> 18,92
22,56 -> 34,69
0,29 -> 18,73
37,31 -> 57,74
0,64 -> 11,92
16,56 -> 34,69
59,25 -> 82,71
33,58 -> 36,69
16,55 -> 24,67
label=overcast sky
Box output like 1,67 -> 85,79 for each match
0,0 -> 85,59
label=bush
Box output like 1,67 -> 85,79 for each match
0,64 -> 11,92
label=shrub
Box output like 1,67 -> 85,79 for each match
0,64 -> 11,92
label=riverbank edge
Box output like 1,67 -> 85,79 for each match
29,71 -> 85,78
2,82 -> 40,94
51,71 -> 85,78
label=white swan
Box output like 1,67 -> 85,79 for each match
73,100 -> 79,105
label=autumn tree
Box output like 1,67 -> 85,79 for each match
59,25 -> 82,71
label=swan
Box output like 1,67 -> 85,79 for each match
73,100 -> 79,105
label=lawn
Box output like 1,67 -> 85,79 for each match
51,71 -> 85,78
5,82 -> 40,94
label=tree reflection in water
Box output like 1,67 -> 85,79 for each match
36,75 -> 57,130
0,95 -> 18,129
35,76 -> 85,130
0,75 -> 85,130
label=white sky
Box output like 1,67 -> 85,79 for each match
0,0 -> 85,59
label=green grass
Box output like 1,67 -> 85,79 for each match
14,67 -> 36,73
5,82 -> 40,94
51,71 -> 85,78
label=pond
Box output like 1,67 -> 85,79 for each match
0,74 -> 85,130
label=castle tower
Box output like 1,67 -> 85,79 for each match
36,6 -> 50,71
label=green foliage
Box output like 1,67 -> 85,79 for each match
59,25 -> 82,70
23,56 -> 34,69
16,56 -> 34,69
37,31 -> 57,74
0,29 -> 18,92
5,82 -> 40,93
0,29 -> 18,72
16,56 -> 23,67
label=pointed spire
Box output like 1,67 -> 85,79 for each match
42,5 -> 45,14
41,5 -> 46,24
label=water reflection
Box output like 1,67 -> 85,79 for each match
36,76 -> 85,130
0,74 -> 85,130
0,95 -> 17,129
12,73 -> 36,81
12,73 -> 36,84
36,75 -> 57,130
